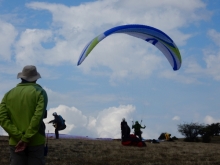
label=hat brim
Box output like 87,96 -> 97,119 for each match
17,72 -> 41,82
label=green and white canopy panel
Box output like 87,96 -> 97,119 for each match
77,24 -> 182,71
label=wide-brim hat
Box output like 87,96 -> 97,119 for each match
17,65 -> 41,82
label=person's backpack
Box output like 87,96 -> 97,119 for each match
58,115 -> 66,130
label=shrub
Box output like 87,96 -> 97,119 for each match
177,122 -> 205,142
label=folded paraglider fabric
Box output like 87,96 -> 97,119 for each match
122,134 -> 146,147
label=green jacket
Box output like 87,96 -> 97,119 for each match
132,123 -> 145,132
0,83 -> 48,146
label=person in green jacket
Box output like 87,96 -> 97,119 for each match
132,121 -> 146,140
0,65 -> 48,165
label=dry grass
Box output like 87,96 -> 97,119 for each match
1,136 -> 220,165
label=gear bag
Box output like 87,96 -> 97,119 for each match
58,115 -> 66,130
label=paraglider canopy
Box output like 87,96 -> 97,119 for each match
77,24 -> 182,71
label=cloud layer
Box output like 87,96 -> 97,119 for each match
0,0 -> 212,82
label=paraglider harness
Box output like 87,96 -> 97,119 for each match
53,115 -> 66,130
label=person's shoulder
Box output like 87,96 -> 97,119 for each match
33,83 -> 43,88
4,85 -> 19,94
2,91 -> 11,99
32,84 -> 47,92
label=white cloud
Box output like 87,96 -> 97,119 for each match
208,29 -> 220,47
172,116 -> 180,121
203,50 -> 220,81
20,0 -> 209,82
44,105 -> 88,135
43,86 -> 124,111
44,104 -> 135,138
191,29 -> 220,81
43,87 -> 75,108
15,29 -> 53,65
183,58 -> 215,83
181,29 -> 220,82
159,69 -> 199,84
199,29 -> 220,80
0,20 -> 18,60
0,103 -> 135,138
95,105 -> 135,138
204,115 -> 220,124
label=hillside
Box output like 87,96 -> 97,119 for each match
1,135 -> 220,165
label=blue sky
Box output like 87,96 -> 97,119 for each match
0,0 -> 220,139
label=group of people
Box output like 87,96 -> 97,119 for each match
121,118 -> 146,141
0,65 -> 145,165
0,65 -> 66,165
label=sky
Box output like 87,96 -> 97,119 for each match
0,0 -> 220,139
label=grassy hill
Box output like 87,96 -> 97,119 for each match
1,135 -> 220,165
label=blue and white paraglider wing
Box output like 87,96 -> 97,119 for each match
77,24 -> 182,71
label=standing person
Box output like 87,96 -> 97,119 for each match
121,118 -> 130,141
132,121 -> 146,140
0,65 -> 48,165
48,112 -> 66,139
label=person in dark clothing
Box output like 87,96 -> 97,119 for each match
121,118 -> 130,141
48,112 -> 66,139
132,121 -> 146,140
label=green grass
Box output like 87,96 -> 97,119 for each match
1,136 -> 220,165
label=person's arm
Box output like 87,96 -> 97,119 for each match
0,95 -> 23,140
48,119 -> 55,123
21,90 -> 48,143
141,125 -> 146,129
15,141 -> 28,152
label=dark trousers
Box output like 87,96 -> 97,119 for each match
55,125 -> 66,139
55,128 -> 59,139
10,145 -> 45,165
135,131 -> 142,140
